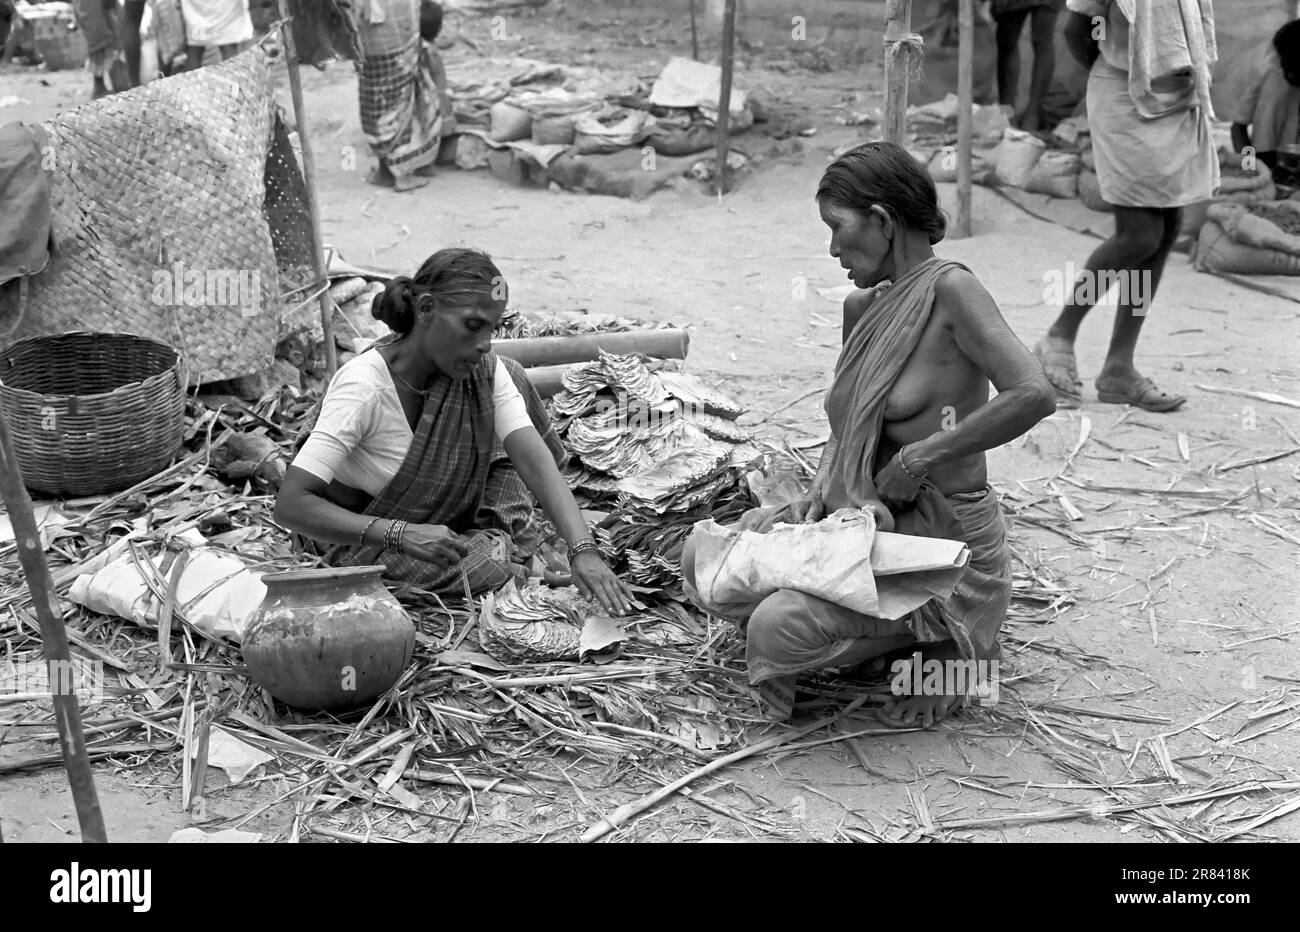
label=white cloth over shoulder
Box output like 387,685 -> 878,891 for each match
686,508 -> 970,620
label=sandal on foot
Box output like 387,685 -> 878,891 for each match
1033,338 -> 1083,407
1095,376 -> 1186,413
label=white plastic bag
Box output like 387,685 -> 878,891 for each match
67,529 -> 265,642
687,508 -> 970,619
995,128 -> 1046,188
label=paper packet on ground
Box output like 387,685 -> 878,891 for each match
67,529 -> 265,642
688,508 -> 970,619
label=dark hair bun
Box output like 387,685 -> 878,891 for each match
371,276 -> 416,335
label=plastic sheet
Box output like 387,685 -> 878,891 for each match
686,508 -> 970,620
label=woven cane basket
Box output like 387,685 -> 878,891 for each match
0,332 -> 187,496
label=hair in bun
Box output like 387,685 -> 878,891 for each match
817,140 -> 948,245
371,276 -> 416,334
374,249 -> 507,338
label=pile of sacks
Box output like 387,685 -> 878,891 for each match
443,56 -> 756,185
1194,197 -> 1300,276
914,100 -> 1102,207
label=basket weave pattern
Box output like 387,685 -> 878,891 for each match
0,47 -> 286,384
0,332 -> 186,496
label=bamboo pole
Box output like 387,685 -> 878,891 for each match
883,0 -> 916,146
688,0 -> 699,60
714,0 -> 737,196
955,0 -> 974,238
494,329 -> 690,368
0,410 -> 106,843
275,1 -> 337,377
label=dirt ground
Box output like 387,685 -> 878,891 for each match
2,2 -> 1298,844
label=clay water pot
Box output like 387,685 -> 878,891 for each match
242,565 -> 415,711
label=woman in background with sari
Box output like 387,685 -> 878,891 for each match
355,0 -> 451,192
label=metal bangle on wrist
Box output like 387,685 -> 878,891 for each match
898,446 -> 928,481
566,535 -> 601,564
383,519 -> 408,554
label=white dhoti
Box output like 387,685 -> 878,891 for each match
179,0 -> 253,47
1088,59 -> 1220,209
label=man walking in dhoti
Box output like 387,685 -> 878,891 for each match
1035,0 -> 1219,413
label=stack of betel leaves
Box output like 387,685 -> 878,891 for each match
547,351 -> 761,592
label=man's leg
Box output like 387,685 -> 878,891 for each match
1038,205 -> 1166,403
1095,206 -> 1186,411
994,10 -> 1030,110
219,43 -> 238,60
1020,5 -> 1058,131
184,44 -> 204,70
121,0 -> 146,86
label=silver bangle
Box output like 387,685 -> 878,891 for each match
898,446 -> 928,480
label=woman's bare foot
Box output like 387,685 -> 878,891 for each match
392,173 -> 430,192
877,692 -> 964,729
876,641 -> 970,730
366,162 -> 395,188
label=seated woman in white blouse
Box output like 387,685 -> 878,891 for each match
275,247 -> 631,615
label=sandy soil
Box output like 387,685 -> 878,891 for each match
2,1 -> 1298,844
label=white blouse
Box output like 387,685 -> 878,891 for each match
292,351 -> 533,497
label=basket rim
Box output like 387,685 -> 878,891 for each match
0,330 -> 188,404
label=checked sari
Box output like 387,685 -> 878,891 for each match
318,352 -> 563,597
355,0 -> 450,182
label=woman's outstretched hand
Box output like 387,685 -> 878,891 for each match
401,523 -> 471,568
570,550 -> 635,616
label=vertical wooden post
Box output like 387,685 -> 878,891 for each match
275,0 -> 337,377
689,0 -> 700,60
714,0 -> 738,196
0,411 -> 106,843
883,0 -> 916,146
955,0 -> 974,238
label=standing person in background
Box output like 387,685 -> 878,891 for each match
179,0 -> 252,69
120,1 -> 146,85
74,0 -> 130,98
1,0 -> 15,50
1034,0 -> 1218,413
988,0 -> 1064,131
356,0 -> 450,192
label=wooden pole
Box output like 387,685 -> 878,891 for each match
0,411 -> 107,843
714,0 -> 737,196
955,0 -> 974,238
494,329 -> 690,368
275,1 -> 338,377
688,0 -> 699,60
883,0 -> 916,146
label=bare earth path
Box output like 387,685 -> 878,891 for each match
2,2 -> 1297,842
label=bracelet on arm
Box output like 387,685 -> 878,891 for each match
359,516 -> 382,550
383,519 -> 407,554
566,536 -> 601,564
898,445 -> 929,481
